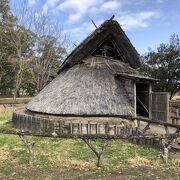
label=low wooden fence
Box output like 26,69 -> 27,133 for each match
12,111 -> 180,149
170,109 -> 180,125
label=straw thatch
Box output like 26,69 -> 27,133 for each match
115,73 -> 158,82
27,56 -> 136,117
58,19 -> 140,73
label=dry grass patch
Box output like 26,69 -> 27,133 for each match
170,159 -> 180,167
128,156 -> 152,167
59,159 -> 94,170
0,105 -> 24,114
0,147 -> 10,160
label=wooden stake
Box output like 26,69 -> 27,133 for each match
19,132 -> 35,166
91,19 -> 97,28
83,139 -> 108,167
143,122 -> 151,133
164,125 -> 170,135
109,15 -> 115,20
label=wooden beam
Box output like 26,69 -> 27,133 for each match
149,84 -> 152,120
0,129 -> 132,139
143,122 -> 151,133
0,128 -> 179,139
136,117 -> 180,128
164,125 -> 170,135
134,82 -> 136,118
91,19 -> 97,28
109,15 -> 115,20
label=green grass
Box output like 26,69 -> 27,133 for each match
0,108 -> 180,179
0,97 -> 31,104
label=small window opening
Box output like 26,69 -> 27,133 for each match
136,83 -> 149,117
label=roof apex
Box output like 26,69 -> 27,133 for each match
58,18 -> 141,74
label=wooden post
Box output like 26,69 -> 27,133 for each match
143,122 -> 151,133
114,124 -> 117,135
105,123 -> 110,135
87,121 -> 90,134
79,123 -> 82,134
176,109 -> 179,125
96,124 -> 98,134
149,83 -> 152,120
164,125 -> 170,135
160,139 -> 172,163
134,82 -> 136,118
70,122 -> 73,134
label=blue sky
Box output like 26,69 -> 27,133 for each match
11,0 -> 180,54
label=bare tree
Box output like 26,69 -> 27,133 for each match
29,13 -> 67,92
1,20 -> 33,101
83,139 -> 108,167
2,0 -> 67,100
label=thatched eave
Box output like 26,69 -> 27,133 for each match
115,73 -> 159,82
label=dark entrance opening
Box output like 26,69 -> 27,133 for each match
136,83 -> 149,117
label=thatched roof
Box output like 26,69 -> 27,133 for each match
27,56 -> 135,117
115,73 -> 159,82
58,19 -> 140,73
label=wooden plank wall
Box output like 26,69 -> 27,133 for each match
151,92 -> 169,122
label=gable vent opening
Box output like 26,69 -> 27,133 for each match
92,39 -> 124,62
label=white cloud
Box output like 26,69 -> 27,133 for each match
66,22 -> 96,34
66,27 -> 83,33
100,1 -> 122,12
57,0 -> 101,14
116,11 -> 160,30
57,0 -> 104,23
28,0 -> 38,6
46,0 -> 59,7
68,13 -> 83,23
42,0 -> 59,14
66,10 -> 160,35
156,0 -> 165,3
41,0 -> 161,31
42,4 -> 48,14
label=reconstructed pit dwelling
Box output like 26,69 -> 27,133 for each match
13,19 -> 169,134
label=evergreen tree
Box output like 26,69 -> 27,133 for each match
140,34 -> 180,99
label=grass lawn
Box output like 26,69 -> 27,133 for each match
0,97 -> 31,104
0,106 -> 180,179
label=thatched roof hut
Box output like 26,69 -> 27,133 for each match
13,18 -> 161,133
27,56 -> 137,117
26,18 -> 144,117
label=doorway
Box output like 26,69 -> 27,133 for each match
136,83 -> 149,117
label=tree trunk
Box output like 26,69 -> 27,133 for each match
13,88 -> 17,103
19,134 -> 35,166
13,63 -> 23,103
97,155 -> 102,167
83,139 -> 108,167
28,143 -> 34,166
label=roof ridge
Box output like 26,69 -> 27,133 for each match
58,19 -> 140,74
